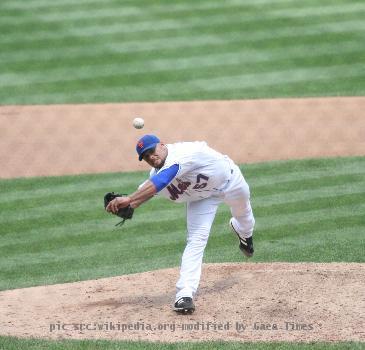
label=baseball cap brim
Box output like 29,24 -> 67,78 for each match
138,144 -> 157,161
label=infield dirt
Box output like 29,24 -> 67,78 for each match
0,96 -> 364,178
0,263 -> 364,342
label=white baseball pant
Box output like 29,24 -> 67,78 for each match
175,163 -> 255,301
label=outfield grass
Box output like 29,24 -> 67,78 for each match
0,337 -> 364,350
1,156 -> 364,292
0,0 -> 364,104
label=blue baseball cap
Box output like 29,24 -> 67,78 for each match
136,134 -> 160,161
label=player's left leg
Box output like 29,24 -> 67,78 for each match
175,197 -> 220,311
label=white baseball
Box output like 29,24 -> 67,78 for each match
133,117 -> 144,129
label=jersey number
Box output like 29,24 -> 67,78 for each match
193,174 -> 209,189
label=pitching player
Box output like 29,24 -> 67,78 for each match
106,134 -> 255,314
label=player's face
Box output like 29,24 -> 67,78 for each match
142,143 -> 167,169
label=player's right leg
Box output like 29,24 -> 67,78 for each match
223,166 -> 255,257
228,201 -> 255,257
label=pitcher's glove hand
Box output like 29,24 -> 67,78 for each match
104,192 -> 134,226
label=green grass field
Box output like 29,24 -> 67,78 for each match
1,156 -> 365,348
1,156 -> 364,291
0,0 -> 365,104
0,337 -> 364,350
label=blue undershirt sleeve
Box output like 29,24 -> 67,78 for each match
150,164 -> 179,192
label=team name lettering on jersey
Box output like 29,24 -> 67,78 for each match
167,179 -> 191,200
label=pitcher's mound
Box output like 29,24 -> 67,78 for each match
0,262 -> 364,342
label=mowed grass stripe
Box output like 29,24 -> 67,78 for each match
1,190 -> 364,259
1,1 -> 364,103
0,0 -> 306,25
0,243 -> 184,290
1,156 -> 363,195
2,157 -> 363,209
0,157 -> 364,290
0,22 -> 365,73
0,27 -> 361,69
207,224 -> 364,264
0,337 -> 363,350
254,184 -> 365,207
2,11 -> 363,57
1,42 -> 361,82
1,212 -> 364,290
1,32 -> 362,101
1,6 -> 364,49
1,11 -> 364,59
1,163 -> 364,235
0,73 -> 365,105
1,0 -> 363,29
8,62 -> 362,103
1,206 -> 364,273
243,156 -> 365,174
1,40 -> 362,87
3,60 -> 363,103
2,2 -> 365,42
0,0 -> 324,14
1,170 -> 365,223
181,74 -> 365,101
1,164 -> 364,212
0,174 -> 144,201
2,179 -> 364,248
0,36 -> 362,93
1,184 -> 365,250
3,207 -> 364,267
1,183 -> 365,245
1,170 -> 364,224
0,224 -> 187,267
1,158 -> 363,209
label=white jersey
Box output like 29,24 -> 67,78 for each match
149,142 -> 233,203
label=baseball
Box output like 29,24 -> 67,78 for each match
133,117 -> 144,129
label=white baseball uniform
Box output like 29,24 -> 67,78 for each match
146,141 -> 255,301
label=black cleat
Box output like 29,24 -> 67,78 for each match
230,219 -> 254,258
174,297 -> 195,314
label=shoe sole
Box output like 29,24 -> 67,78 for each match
174,307 -> 195,315
230,220 -> 253,258
239,245 -> 253,258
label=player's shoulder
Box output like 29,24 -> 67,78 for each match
167,141 -> 208,154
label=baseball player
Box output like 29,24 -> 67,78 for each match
106,134 -> 255,314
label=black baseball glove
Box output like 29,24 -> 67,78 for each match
104,192 -> 134,226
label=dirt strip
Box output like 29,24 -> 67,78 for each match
0,97 -> 364,178
0,263 -> 364,342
